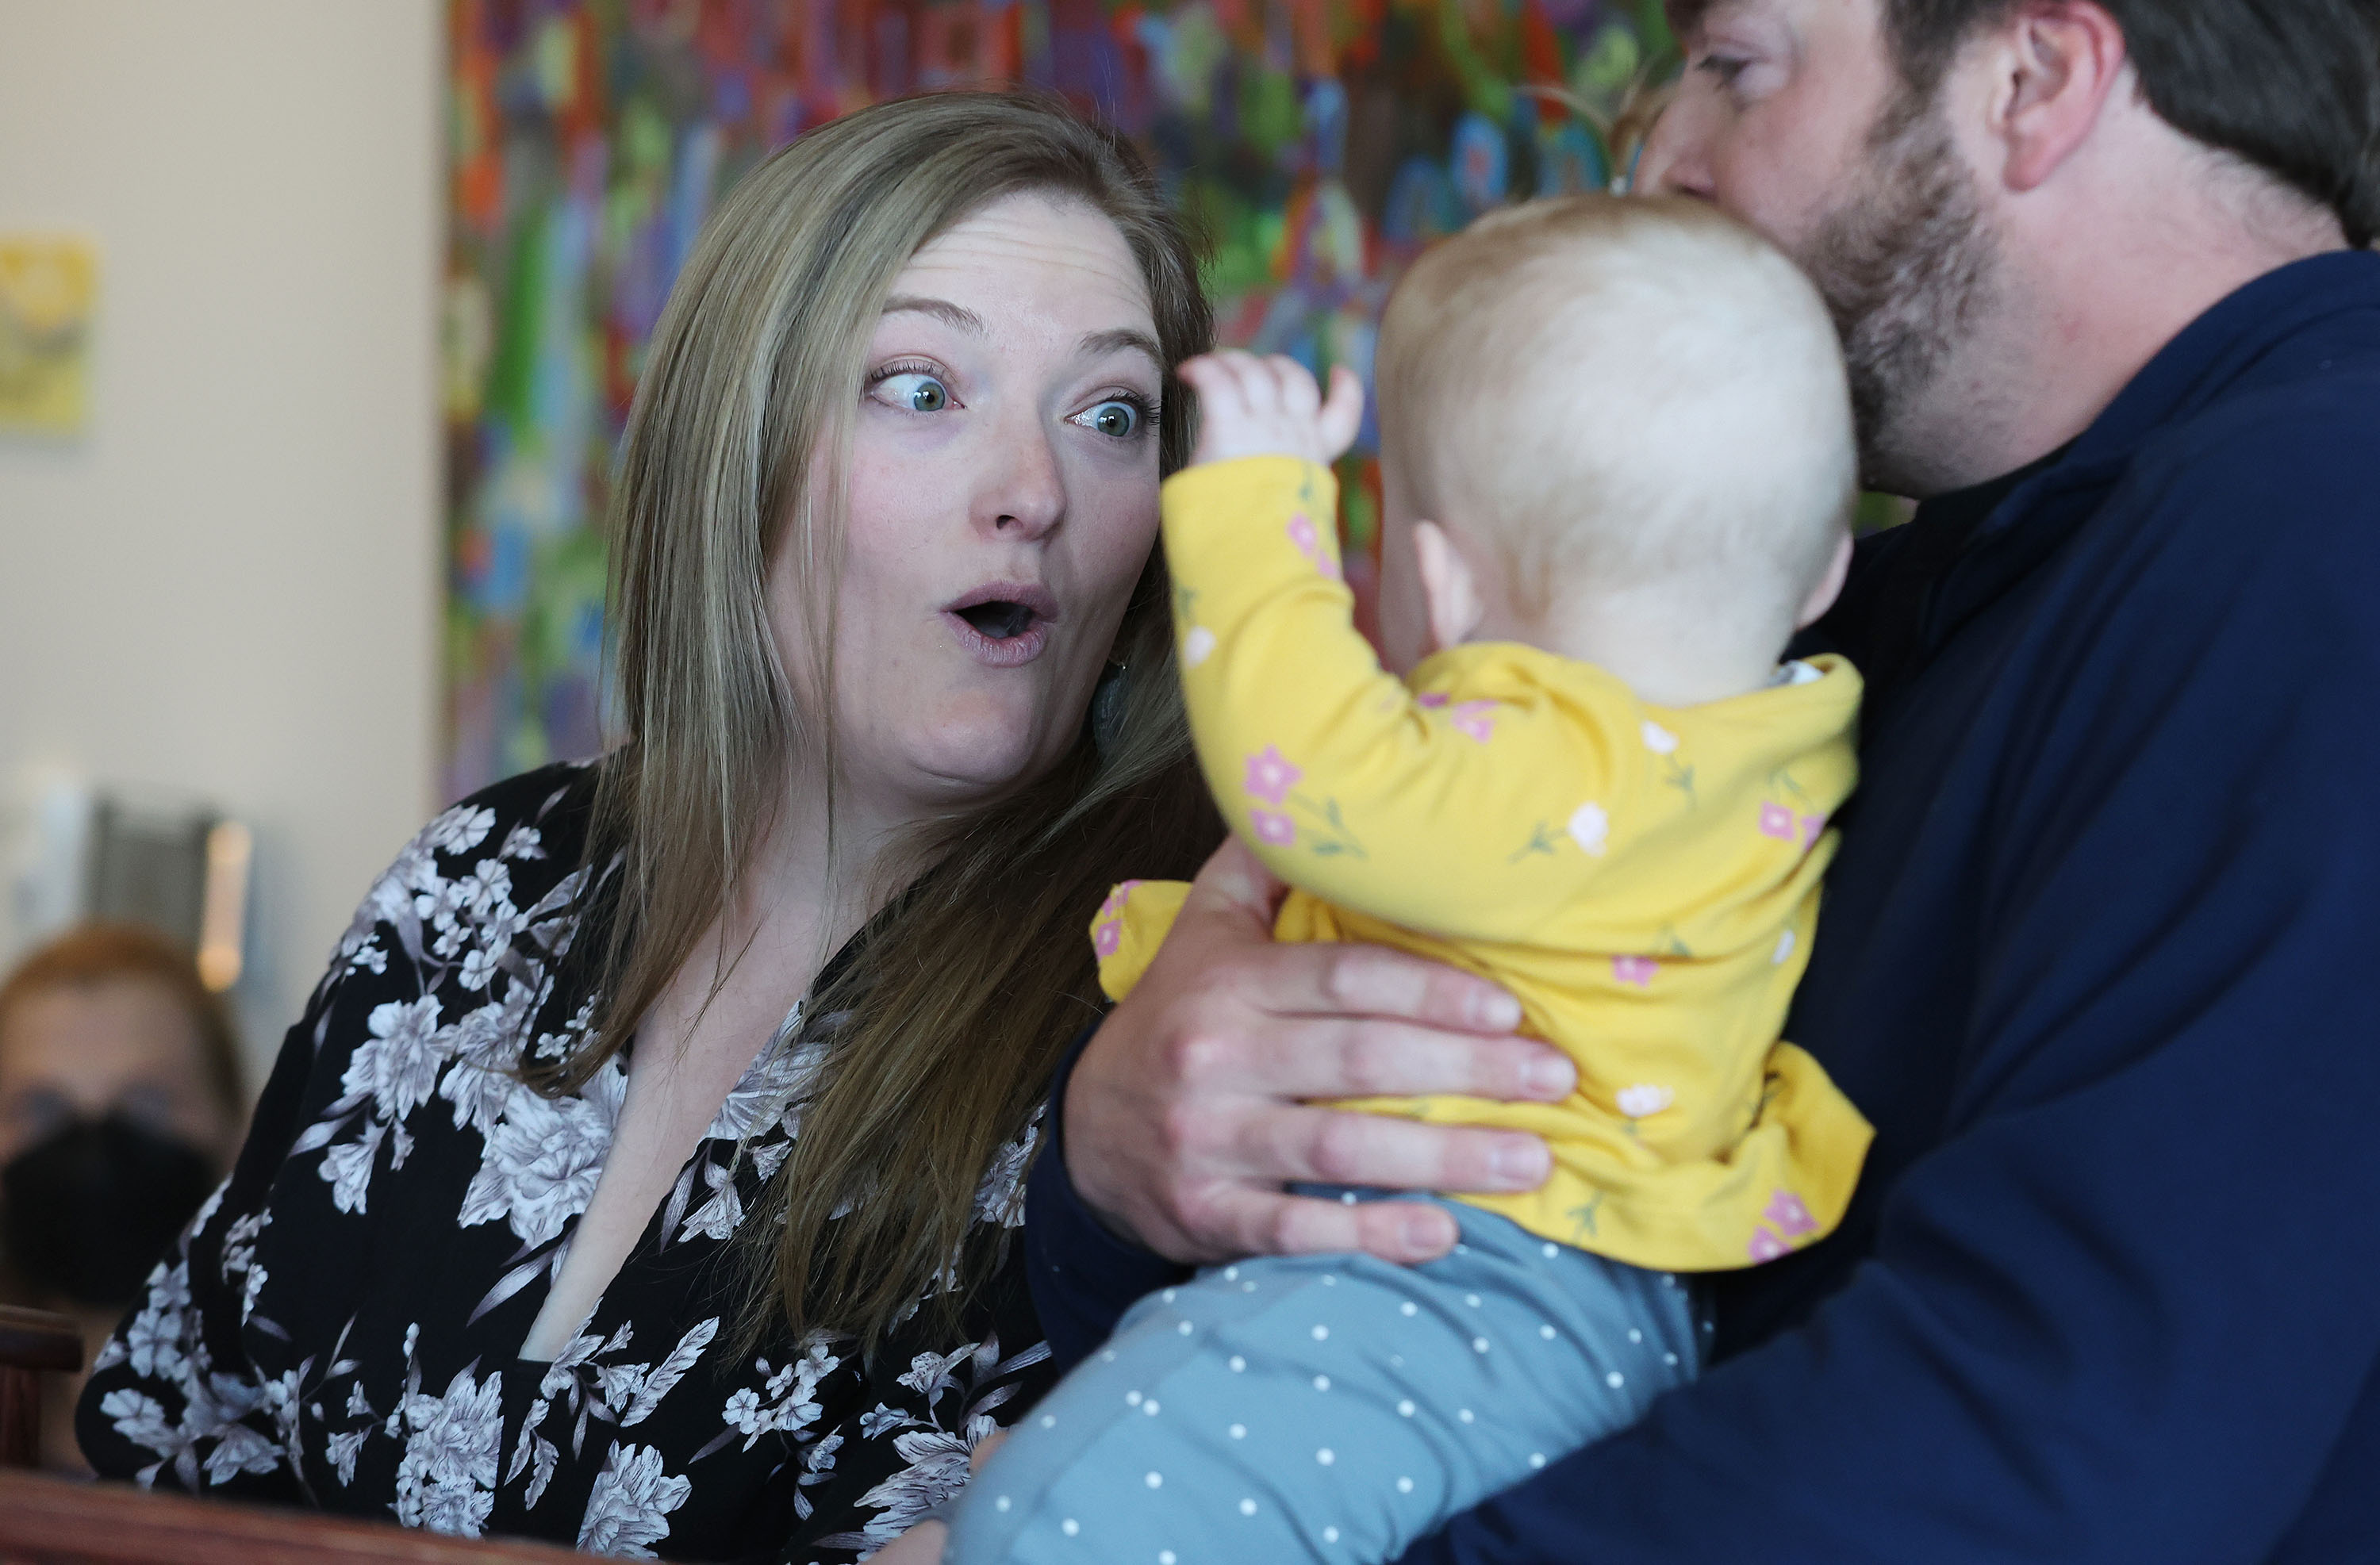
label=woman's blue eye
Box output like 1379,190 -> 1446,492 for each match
1084,399 -> 1142,438
879,371 -> 949,412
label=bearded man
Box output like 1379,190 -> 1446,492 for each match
1023,2 -> 2380,1559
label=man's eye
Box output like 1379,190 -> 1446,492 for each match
877,371 -> 950,412
1078,398 -> 1147,439
1697,53 -> 1752,87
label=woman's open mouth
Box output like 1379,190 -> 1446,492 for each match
943,584 -> 1057,668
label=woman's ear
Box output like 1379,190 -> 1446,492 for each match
1413,520 -> 1489,653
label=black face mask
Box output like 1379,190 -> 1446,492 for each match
2,1112 -> 218,1309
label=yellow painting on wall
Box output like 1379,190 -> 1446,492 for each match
0,234 -> 99,435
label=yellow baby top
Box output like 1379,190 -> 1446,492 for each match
1094,456 -> 1874,1272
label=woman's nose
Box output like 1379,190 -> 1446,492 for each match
983,422 -> 1065,539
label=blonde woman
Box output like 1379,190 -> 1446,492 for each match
76,92 -> 1228,1560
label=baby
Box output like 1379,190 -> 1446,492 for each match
950,194 -> 1873,1565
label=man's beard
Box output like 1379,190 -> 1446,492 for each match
1798,86 -> 2004,490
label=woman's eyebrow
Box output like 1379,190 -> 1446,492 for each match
1081,326 -> 1164,371
882,294 -> 986,334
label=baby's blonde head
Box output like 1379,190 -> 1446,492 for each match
1376,195 -> 1856,691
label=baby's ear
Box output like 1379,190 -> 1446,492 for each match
1413,520 -> 1488,654
1796,532 -> 1855,630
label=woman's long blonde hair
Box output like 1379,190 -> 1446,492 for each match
561,91 -> 1219,1347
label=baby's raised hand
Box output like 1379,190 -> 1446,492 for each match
1179,351 -> 1364,469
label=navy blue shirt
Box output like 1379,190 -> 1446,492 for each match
1022,251 -> 2380,1562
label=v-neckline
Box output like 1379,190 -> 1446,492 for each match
512,998 -> 812,1365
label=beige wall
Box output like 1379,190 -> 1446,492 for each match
0,1 -> 443,1085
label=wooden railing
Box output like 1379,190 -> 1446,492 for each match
0,1306 -> 83,1471
0,1471 -> 591,1565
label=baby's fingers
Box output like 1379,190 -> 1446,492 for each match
1268,355 -> 1323,419
1316,365 -> 1365,460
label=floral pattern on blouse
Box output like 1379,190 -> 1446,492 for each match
79,763 -> 1055,1563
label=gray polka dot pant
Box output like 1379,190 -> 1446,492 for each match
948,1191 -> 1702,1565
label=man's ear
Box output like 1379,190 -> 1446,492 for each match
1797,531 -> 1856,630
1413,520 -> 1489,653
1986,2 -> 2129,194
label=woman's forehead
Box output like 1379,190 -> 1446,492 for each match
892,191 -> 1154,333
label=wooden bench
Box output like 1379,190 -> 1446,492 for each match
0,1471 -> 591,1565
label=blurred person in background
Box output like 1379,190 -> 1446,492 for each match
0,922 -> 245,1474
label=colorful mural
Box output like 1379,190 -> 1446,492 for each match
443,0 -> 1676,798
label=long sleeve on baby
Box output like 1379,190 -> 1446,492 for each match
1163,457 -> 1653,945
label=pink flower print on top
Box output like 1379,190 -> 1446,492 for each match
1800,812 -> 1829,846
1612,954 -> 1658,988
1091,880 -> 1140,959
1747,1227 -> 1791,1264
1417,692 -> 1451,708
1450,700 -> 1498,743
1759,802 -> 1798,842
1764,1189 -> 1818,1238
1249,809 -> 1297,846
1287,512 -> 1320,561
1244,745 -> 1303,807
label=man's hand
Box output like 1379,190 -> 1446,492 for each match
1179,351 -> 1365,469
1064,838 -> 1576,1265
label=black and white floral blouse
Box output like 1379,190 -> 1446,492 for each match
79,763 -> 1056,1562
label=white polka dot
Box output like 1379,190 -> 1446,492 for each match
1541,1243 -> 1558,1259
1464,1294 -> 1481,1308
996,1496 -> 1012,1512
1062,1519 -> 1081,1537
1127,1390 -> 1142,1406
1178,1321 -> 1194,1335
1146,1471 -> 1164,1488
1664,1352 -> 1679,1366
1341,1191 -> 1357,1205
1311,1325 -> 1329,1341
1472,1337 -> 1491,1353
1040,1413 -> 1057,1428
1397,1476 -> 1415,1494
1242,1281 -> 1257,1293
1161,1553 -> 1177,1565
1313,1374 -> 1330,1390
1240,1498 -> 1258,1516
1627,1329 -> 1642,1344
1317,1448 -> 1335,1465
1458,1408 -> 1474,1423
1389,1354 -> 1404,1367
1324,1526 -> 1341,1544
1223,1266 -> 1238,1281
1144,1400 -> 1161,1416
1540,1324 -> 1557,1340
1102,1349 -> 1117,1361
1606,1371 -> 1626,1388
1453,1243 -> 1469,1254
1229,1356 -> 1247,1372
1529,1452 -> 1546,1469
1183,626 -> 1217,667
1229,1423 -> 1246,1439
1396,1399 -> 1415,1417
1322,1273 -> 1338,1284
1399,1302 -> 1418,1317
1162,1288 -> 1178,1302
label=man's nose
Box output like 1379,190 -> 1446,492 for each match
981,416 -> 1065,539
1636,96 -> 1713,198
